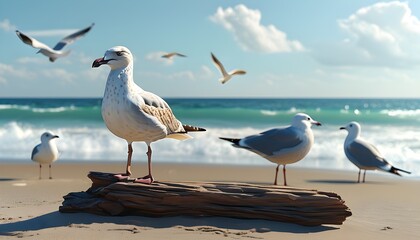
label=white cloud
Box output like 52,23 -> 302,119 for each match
0,19 -> 16,32
0,63 -> 36,83
316,1 -> 420,67
210,4 -> 304,53
41,68 -> 76,83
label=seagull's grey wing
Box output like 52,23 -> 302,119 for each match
16,30 -> 52,51
53,23 -> 94,50
211,53 -> 228,76
345,139 -> 386,168
31,144 -> 40,160
175,52 -> 187,57
240,127 -> 302,156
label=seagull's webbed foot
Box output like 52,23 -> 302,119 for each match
114,173 -> 131,181
133,175 -> 154,184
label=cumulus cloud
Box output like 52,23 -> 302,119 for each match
0,63 -> 36,83
210,4 -> 304,53
316,1 -> 420,67
0,19 -> 16,32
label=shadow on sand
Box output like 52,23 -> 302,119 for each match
0,211 -> 339,235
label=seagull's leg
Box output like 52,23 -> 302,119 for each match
114,142 -> 133,181
274,164 -> 279,185
39,164 -> 42,180
134,144 -> 154,184
49,164 -> 52,179
357,169 -> 361,183
126,143 -> 133,176
283,165 -> 287,186
363,170 -> 366,183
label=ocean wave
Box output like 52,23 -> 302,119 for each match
0,122 -> 418,177
380,109 -> 420,118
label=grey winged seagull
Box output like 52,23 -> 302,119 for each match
340,121 -> 411,183
92,46 -> 205,184
220,113 -> 321,186
16,23 -> 94,62
211,52 -> 246,84
161,52 -> 187,59
31,132 -> 60,179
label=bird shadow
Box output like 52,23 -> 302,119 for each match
0,178 -> 19,182
306,179 -> 358,185
307,179 -> 388,185
0,211 -> 339,235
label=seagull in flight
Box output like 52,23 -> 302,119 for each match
31,132 -> 60,179
220,113 -> 321,186
92,46 -> 206,184
211,52 -> 246,84
16,23 -> 94,62
340,121 -> 411,183
161,52 -> 187,59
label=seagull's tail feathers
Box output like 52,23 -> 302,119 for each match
166,133 -> 193,141
389,166 -> 411,176
183,125 -> 206,132
219,137 -> 241,146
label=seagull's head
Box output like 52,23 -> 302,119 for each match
340,121 -> 361,138
92,46 -> 133,70
40,132 -> 59,143
292,113 -> 322,129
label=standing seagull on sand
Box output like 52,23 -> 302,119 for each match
340,121 -> 410,183
31,132 -> 59,179
16,23 -> 94,62
92,46 -> 206,184
220,113 -> 321,186
211,53 -> 246,84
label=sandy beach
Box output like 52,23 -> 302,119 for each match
0,162 -> 419,240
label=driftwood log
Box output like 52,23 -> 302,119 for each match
59,172 -> 352,226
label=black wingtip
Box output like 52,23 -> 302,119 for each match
390,166 -> 411,176
219,137 -> 241,145
183,125 -> 206,132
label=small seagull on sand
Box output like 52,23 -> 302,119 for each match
31,132 -> 59,179
92,46 -> 206,184
16,23 -> 94,62
220,113 -> 321,186
340,121 -> 411,183
211,52 -> 246,84
161,52 -> 187,59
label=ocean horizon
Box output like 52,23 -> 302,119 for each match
1,97 -> 419,177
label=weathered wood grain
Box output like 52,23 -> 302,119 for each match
59,171 -> 352,226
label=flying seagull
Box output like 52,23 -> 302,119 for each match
16,23 -> 94,62
211,52 -> 246,84
340,121 -> 411,183
161,52 -> 187,59
31,132 -> 60,179
220,113 -> 321,186
92,46 -> 206,184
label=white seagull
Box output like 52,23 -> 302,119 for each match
340,121 -> 411,183
211,52 -> 246,84
220,113 -> 321,186
161,52 -> 187,59
31,132 -> 60,179
16,23 -> 94,62
92,46 -> 206,184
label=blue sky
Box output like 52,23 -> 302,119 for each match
1,0 -> 420,98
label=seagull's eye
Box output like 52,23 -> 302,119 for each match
116,51 -> 124,56
307,117 -> 310,120
350,124 -> 353,127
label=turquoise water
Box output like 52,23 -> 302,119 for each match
1,98 -> 419,176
